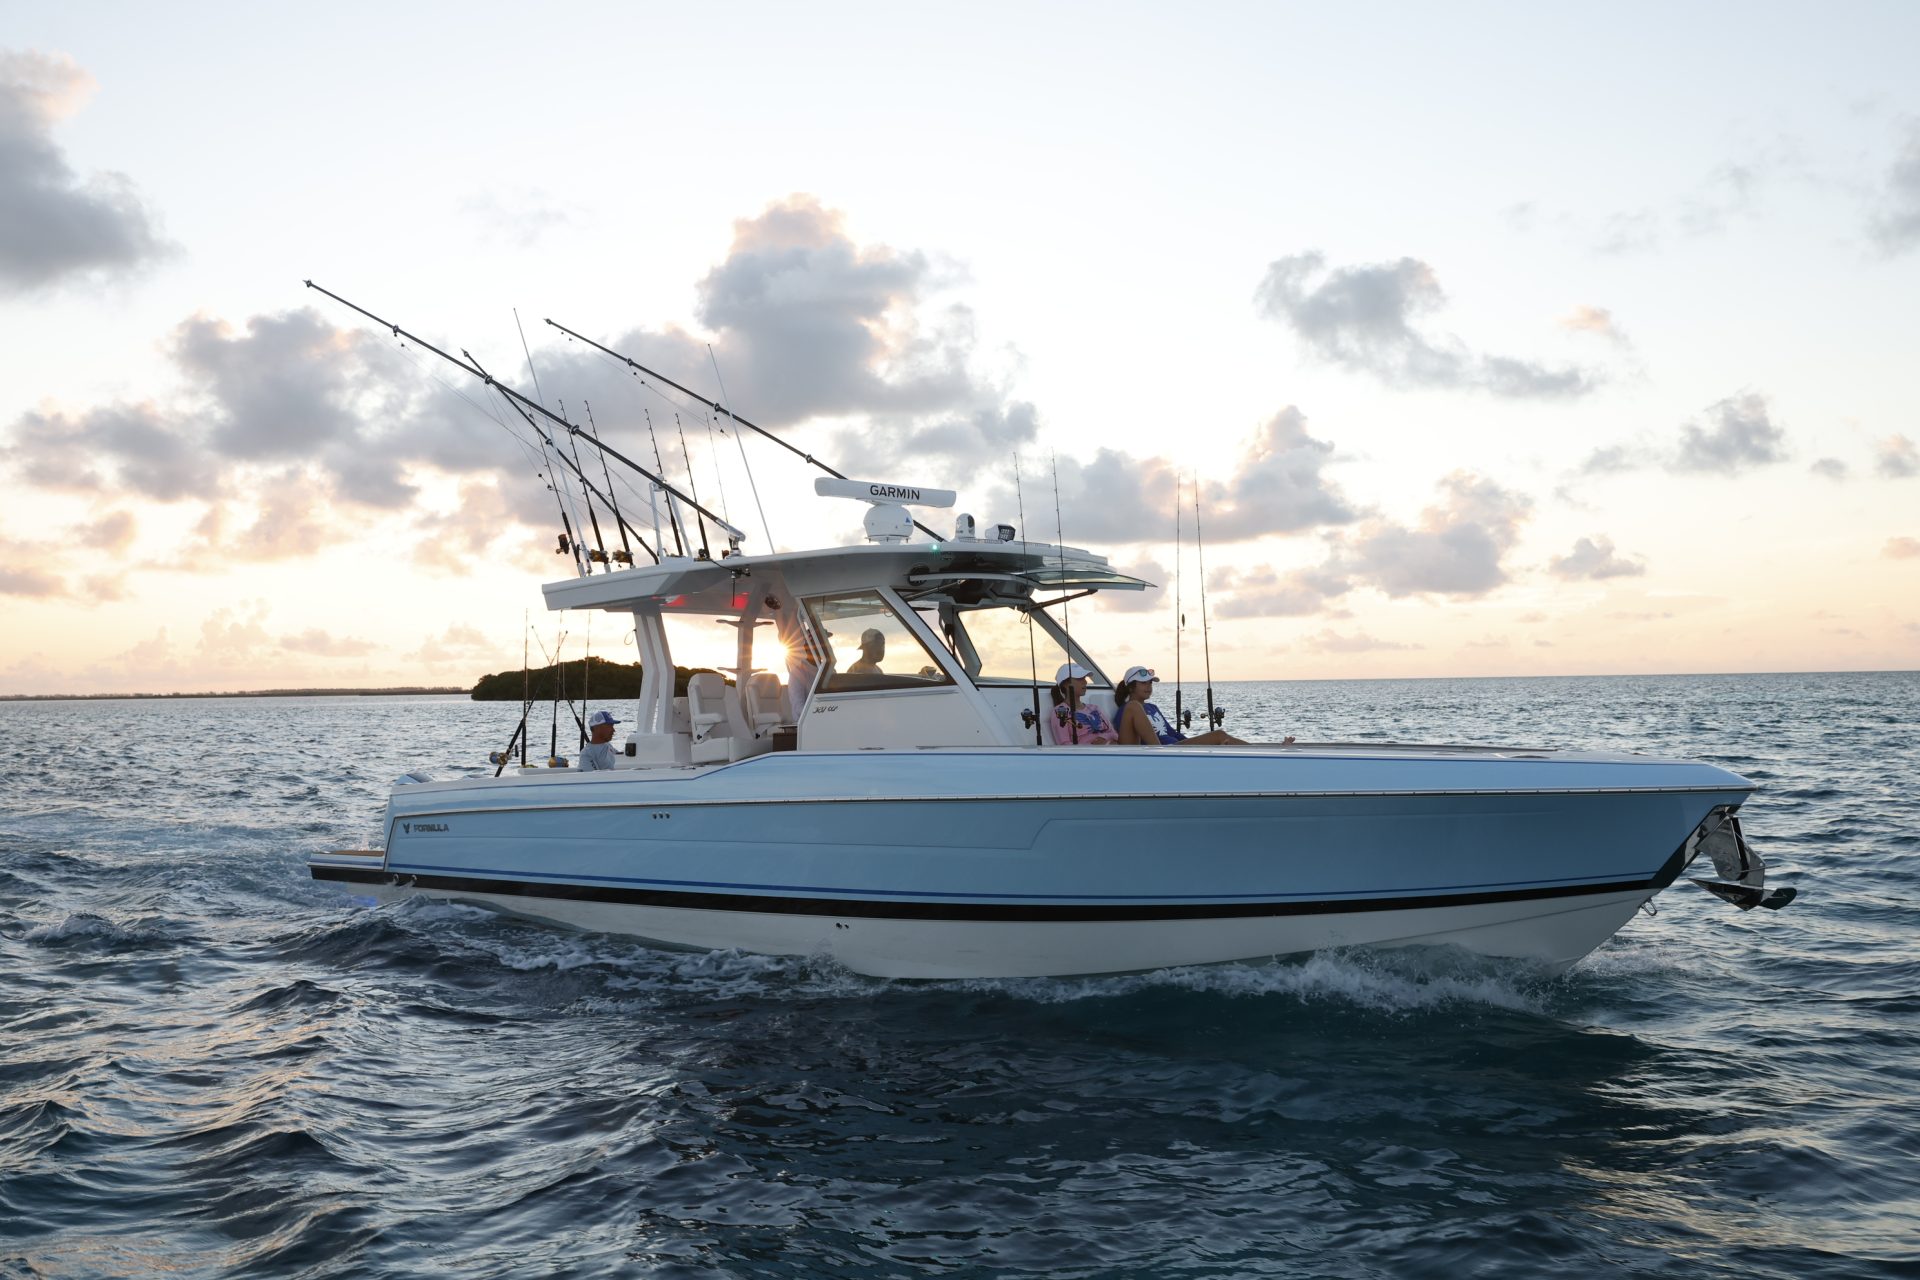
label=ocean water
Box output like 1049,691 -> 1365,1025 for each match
1,672 -> 1916,1279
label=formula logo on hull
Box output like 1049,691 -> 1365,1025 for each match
401,821 -> 449,834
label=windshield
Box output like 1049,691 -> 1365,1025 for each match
946,602 -> 1107,687
804,591 -> 956,693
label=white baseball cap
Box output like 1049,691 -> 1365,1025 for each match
588,709 -> 623,728
1120,666 -> 1158,686
1054,662 -> 1093,682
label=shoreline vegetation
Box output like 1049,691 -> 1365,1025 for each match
469,658 -> 710,701
1,687 -> 466,702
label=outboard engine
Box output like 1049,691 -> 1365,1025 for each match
1687,807 -> 1796,911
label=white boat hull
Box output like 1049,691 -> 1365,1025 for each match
311,745 -> 1749,979
343,874 -> 1650,978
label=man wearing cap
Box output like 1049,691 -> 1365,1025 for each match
848,628 -> 886,675
1113,665 -> 1276,747
576,708 -> 624,771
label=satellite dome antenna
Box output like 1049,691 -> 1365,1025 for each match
814,478 -> 957,543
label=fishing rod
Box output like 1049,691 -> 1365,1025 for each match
1174,473 -> 1185,732
709,342 -> 773,549
466,350 -> 654,569
544,317 -> 940,541
583,401 -> 634,566
1194,483 -> 1222,732
642,408 -> 688,558
1013,453 -> 1042,746
558,397 -> 610,569
517,308 -> 610,569
1050,451 -> 1079,745
491,616 -> 536,776
673,413 -> 711,558
304,281 -> 742,548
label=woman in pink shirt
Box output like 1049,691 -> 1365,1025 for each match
1048,663 -> 1118,745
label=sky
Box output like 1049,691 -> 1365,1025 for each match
1,1 -> 1917,694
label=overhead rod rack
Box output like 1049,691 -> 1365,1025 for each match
304,280 -> 745,555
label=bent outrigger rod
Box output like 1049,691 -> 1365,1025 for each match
304,280 -> 746,562
543,318 -> 941,542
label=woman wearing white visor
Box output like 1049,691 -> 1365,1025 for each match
1113,666 -> 1280,747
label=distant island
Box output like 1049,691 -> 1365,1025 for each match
469,657 -> 712,701
1,686 -> 465,701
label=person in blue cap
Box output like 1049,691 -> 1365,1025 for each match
576,708 -> 624,771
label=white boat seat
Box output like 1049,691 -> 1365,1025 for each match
688,673 -> 728,742
744,673 -> 785,736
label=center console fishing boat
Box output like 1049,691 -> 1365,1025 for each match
304,286 -> 1793,978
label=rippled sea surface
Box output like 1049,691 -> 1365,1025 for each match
3,672 -> 1916,1278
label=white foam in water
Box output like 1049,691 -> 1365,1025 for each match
961,947 -> 1560,1015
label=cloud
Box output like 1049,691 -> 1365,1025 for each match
1868,119 -> 1920,255
991,405 -> 1358,548
410,622 -> 511,669
1674,392 -> 1788,473
281,628 -> 377,657
1874,433 -> 1918,478
1303,629 -> 1421,654
1558,305 -> 1628,345
0,560 -> 64,597
1100,558 -> 1166,614
1578,443 -> 1647,476
531,194 -> 1036,481
1548,534 -> 1646,580
1572,392 -> 1792,482
1810,457 -> 1849,480
1885,536 -> 1920,560
1208,471 -> 1531,618
1340,471 -> 1532,597
1211,564 -> 1352,619
1255,251 -> 1597,398
0,50 -> 169,293
462,188 -> 575,248
73,509 -> 136,551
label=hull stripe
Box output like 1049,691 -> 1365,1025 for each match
312,847 -> 1689,923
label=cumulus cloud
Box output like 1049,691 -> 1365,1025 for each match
1868,119 -> 1920,255
1206,471 -> 1532,619
0,517 -> 143,599
531,194 -> 1038,482
1211,564 -> 1352,620
1341,472 -> 1532,597
1255,251 -> 1597,398
0,560 -> 63,597
1810,457 -> 1849,480
1885,536 -> 1920,560
1571,392 -> 1792,481
990,405 -> 1358,548
0,50 -> 169,293
1674,392 -> 1789,472
281,628 -> 377,657
1548,534 -> 1646,580
1874,433 -> 1918,479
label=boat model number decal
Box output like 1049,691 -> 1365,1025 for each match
812,703 -> 839,714
401,821 -> 449,833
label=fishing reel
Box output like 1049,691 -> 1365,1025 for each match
555,534 -> 572,556
1178,707 -> 1228,731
